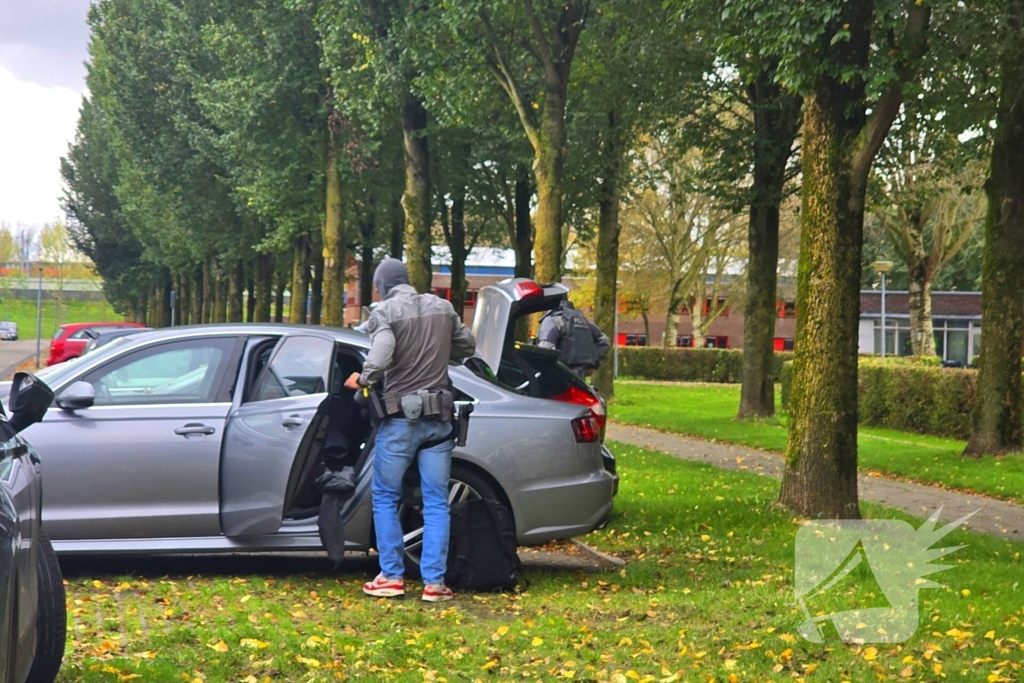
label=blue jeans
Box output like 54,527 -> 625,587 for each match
372,417 -> 454,585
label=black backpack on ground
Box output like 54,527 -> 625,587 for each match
446,498 -> 522,591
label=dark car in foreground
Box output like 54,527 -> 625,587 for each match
1,374 -> 66,683
16,279 -> 616,570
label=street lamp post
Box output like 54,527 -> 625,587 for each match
872,261 -> 894,357
35,268 -> 43,368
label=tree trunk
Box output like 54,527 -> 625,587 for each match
691,303 -> 707,349
358,217 -> 376,311
663,283 -> 684,348
641,312 -> 650,345
401,96 -> 432,293
321,120 -> 346,327
179,272 -> 191,325
533,95 -> 567,284
965,8 -> 1024,456
273,269 -> 286,323
227,261 -> 244,323
246,278 -> 256,323
202,256 -> 214,324
513,165 -> 534,279
908,272 -> 935,356
592,111 -> 624,399
213,262 -> 228,324
448,190 -> 468,320
739,73 -> 800,419
191,268 -> 203,326
290,237 -> 310,324
390,198 -> 404,259
254,253 -> 273,323
778,84 -> 865,520
309,244 -> 324,326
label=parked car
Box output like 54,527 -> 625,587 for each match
1,373 -> 67,683
81,327 -> 151,356
0,322 -> 18,341
16,279 -> 616,570
48,322 -> 145,365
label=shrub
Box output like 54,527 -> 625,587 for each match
857,360 -> 977,440
782,358 -> 977,440
618,347 -> 794,383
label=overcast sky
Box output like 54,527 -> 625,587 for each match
0,0 -> 92,227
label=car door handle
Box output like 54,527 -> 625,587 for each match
174,423 -> 216,437
281,415 -> 305,428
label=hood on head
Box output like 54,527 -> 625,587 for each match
373,258 -> 410,298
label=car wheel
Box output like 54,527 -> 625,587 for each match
398,467 -> 501,579
26,531 -> 65,683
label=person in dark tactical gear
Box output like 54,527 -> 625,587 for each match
536,299 -> 611,379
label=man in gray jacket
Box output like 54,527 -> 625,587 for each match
344,258 -> 476,602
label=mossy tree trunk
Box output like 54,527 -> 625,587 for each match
358,215 -> 376,312
321,115 -> 346,327
779,84 -> 866,519
738,72 -> 801,419
965,3 -> 1024,456
778,0 -> 930,519
213,260 -> 228,324
532,105 -> 566,284
593,111 -> 625,400
401,96 -> 432,293
445,190 -> 468,320
290,237 -> 310,324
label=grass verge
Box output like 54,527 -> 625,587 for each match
611,382 -> 1024,505
0,298 -> 118,340
58,442 -> 1023,682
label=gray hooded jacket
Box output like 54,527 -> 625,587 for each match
358,259 -> 476,397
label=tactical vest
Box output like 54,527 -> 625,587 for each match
553,307 -> 598,368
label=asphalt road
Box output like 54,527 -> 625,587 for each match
0,339 -> 44,378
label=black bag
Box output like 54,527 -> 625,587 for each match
446,498 -> 521,591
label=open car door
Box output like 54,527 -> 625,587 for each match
220,334 -> 337,537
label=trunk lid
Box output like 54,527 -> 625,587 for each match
471,278 -> 569,374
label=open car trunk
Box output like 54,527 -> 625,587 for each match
470,279 -> 595,401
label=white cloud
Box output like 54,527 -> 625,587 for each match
0,63 -> 83,227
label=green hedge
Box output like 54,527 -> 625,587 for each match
618,347 -> 794,383
780,359 -> 977,440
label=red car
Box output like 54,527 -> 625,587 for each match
48,322 -> 146,365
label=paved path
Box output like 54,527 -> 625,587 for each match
608,423 -> 1024,541
0,339 -> 42,378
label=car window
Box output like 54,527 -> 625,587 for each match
249,336 -> 333,402
53,327 -> 67,340
69,328 -> 96,340
82,338 -> 235,406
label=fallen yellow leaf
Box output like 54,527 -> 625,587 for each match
208,640 -> 229,653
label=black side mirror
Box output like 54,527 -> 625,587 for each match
8,372 -> 54,434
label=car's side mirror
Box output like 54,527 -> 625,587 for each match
8,372 -> 54,433
55,381 -> 95,412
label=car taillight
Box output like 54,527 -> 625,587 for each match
514,280 -> 544,299
553,384 -> 607,429
572,415 -> 601,443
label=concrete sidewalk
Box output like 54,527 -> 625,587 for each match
607,423 -> 1024,541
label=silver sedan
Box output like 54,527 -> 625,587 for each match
18,280 -> 617,569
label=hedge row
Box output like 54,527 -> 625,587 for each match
780,359 -> 977,440
618,347 -> 794,383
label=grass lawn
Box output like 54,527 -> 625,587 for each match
611,382 -> 1024,505
58,442 -> 1023,682
0,298 -> 119,340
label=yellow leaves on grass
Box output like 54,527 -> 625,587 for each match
239,638 -> 269,649
207,640 -> 229,653
863,646 -> 879,661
